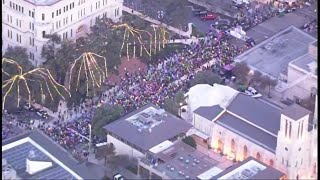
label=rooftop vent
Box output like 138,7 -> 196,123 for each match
139,112 -> 153,124
29,150 -> 36,158
138,128 -> 142,133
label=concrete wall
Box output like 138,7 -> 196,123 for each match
285,65 -> 317,100
107,134 -> 145,159
193,114 -> 213,137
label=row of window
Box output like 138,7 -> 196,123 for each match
52,2 -> 75,19
29,52 -> 35,60
6,15 -> 23,28
9,1 -> 24,13
284,119 -> 304,139
6,30 -> 22,43
54,15 -> 73,31
29,10 -> 35,18
29,37 -> 35,47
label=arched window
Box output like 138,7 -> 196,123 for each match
243,145 -> 248,159
217,139 -> 223,152
231,139 -> 235,151
256,152 -> 261,161
269,159 -> 274,167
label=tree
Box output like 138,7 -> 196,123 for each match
174,91 -> 186,106
41,33 -> 62,61
250,70 -> 262,85
182,136 -> 197,148
232,62 -> 250,84
92,105 -> 125,137
3,46 -> 34,71
163,98 -> 179,116
191,71 -> 222,86
95,143 -> 116,166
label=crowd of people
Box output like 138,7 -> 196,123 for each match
102,34 -> 247,113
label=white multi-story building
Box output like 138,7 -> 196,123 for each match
2,0 -> 123,66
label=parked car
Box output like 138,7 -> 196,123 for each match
23,103 -> 35,111
211,19 -> 230,27
35,109 -> 49,119
201,13 -> 219,21
113,173 -> 124,180
248,87 -> 262,98
245,38 -> 256,47
193,10 -> 208,16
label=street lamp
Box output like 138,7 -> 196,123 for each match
88,124 -> 92,151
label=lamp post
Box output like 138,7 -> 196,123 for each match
88,124 -> 92,151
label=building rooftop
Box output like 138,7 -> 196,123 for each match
194,105 -> 224,121
24,0 -> 61,6
211,156 -> 285,179
290,54 -> 317,73
215,112 -> 277,153
235,26 -> 316,79
281,103 -> 312,121
103,104 -> 192,153
226,94 -> 282,136
141,141 -> 221,180
2,130 -> 100,180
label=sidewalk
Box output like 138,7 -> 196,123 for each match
123,6 -> 193,37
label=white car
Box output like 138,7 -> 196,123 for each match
248,87 -> 262,98
233,0 -> 249,5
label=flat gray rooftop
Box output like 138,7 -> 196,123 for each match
104,104 -> 192,152
235,26 -> 316,78
141,141 -> 219,179
291,54 -> 316,72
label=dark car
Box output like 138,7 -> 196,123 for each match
245,38 -> 256,47
23,103 -> 35,112
193,10 -> 208,16
211,19 -> 231,29
35,109 -> 49,119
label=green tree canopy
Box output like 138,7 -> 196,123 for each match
162,98 -> 179,116
232,62 -> 250,84
92,105 -> 125,137
182,136 -> 197,148
3,46 -> 34,71
191,71 -> 222,86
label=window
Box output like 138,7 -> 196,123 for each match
16,34 -> 19,42
64,7 -> 65,12
71,29 -> 73,37
22,7 -> 24,13
71,14 -> 72,22
297,122 -> 300,138
66,17 -> 68,24
66,6 -> 68,11
72,2 -> 74,8
18,6 -> 20,12
29,37 -> 32,45
70,3 -> 72,9
7,30 -> 10,38
56,10 -> 58,16
63,18 -> 65,25
29,10 -> 31,16
83,8 -> 85,15
29,22 -> 31,29
32,12 -> 34,18
42,13 -> 45,20
19,20 -> 21,27
16,19 -> 18,26
52,12 -> 54,18
59,9 -> 61,15
19,35 -> 21,43
285,147 -> 288,151
289,121 -> 292,139
66,32 -> 68,39
42,31 -> 46,38
32,23 -> 34,30
98,1 -> 100,8
10,1 -> 11,7
13,3 -> 15,9
285,119 -> 288,137
300,121 -> 304,137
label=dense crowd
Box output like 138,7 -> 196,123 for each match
103,34 -> 247,113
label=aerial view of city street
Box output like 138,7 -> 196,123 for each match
1,0 -> 318,179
